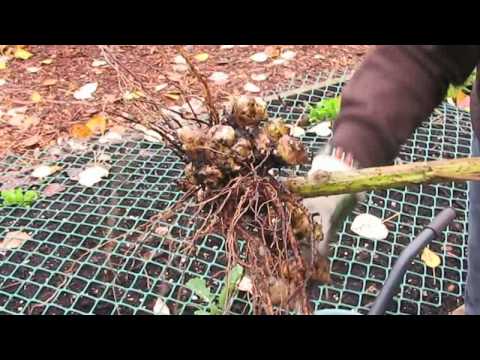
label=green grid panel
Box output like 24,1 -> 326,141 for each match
0,71 -> 471,315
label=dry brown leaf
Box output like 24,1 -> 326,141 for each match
173,55 -> 187,64
251,73 -> 268,82
22,134 -> 41,147
208,71 -> 229,84
264,46 -> 281,58
26,66 -> 41,73
42,183 -> 66,197
154,83 -> 168,92
244,82 -> 260,93
155,226 -> 169,236
280,50 -> 296,60
31,165 -> 62,179
164,92 -> 180,101
250,52 -> 268,63
42,78 -> 57,86
0,231 -> 31,251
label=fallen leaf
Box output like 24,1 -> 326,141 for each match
41,58 -> 53,65
42,183 -> 66,197
70,124 -> 93,139
173,55 -> 187,64
0,79 -> 6,86
78,165 -> 109,187
208,71 -> 229,84
99,131 -> 123,144
457,92 -> 470,111
194,53 -> 209,62
42,78 -> 57,86
164,92 -> 180,101
31,165 -> 62,179
250,52 -> 268,63
153,298 -> 171,315
272,58 -> 287,66
290,126 -> 306,138
220,45 -> 235,49
154,83 -> 168,92
66,139 -> 89,152
155,226 -> 169,236
421,247 -> 441,268
91,59 -> 107,67
26,66 -> 41,73
0,231 -> 31,251
309,122 -> 332,137
86,114 -> 107,134
172,64 -> 189,73
264,46 -> 281,58
66,168 -> 82,181
31,91 -> 42,103
281,50 -> 296,60
12,115 -> 38,130
22,134 -> 41,147
134,124 -> 163,143
238,276 -> 253,294
123,90 -> 144,101
14,47 -> 33,60
181,98 -> 204,114
0,56 -> 9,70
164,71 -> 183,82
138,149 -> 155,157
351,213 -> 389,241
73,82 -> 97,100
244,82 -> 260,93
447,284 -> 456,292
251,73 -> 268,81
97,154 -> 111,162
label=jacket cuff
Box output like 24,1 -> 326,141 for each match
332,121 -> 394,168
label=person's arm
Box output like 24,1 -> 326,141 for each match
332,45 -> 480,168
304,45 -> 480,260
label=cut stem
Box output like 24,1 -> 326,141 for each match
286,157 -> 480,198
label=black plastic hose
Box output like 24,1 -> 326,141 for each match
368,207 -> 456,315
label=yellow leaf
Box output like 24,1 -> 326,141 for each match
41,58 -> 53,65
421,247 -> 441,268
14,48 -> 33,60
85,114 -> 107,135
164,92 -> 180,101
123,90 -> 144,101
0,57 -> 7,70
31,91 -> 42,103
194,53 -> 209,62
70,124 -> 93,139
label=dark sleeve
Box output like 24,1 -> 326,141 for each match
332,45 -> 480,168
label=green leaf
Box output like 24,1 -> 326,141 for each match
186,277 -> 214,303
23,190 -> 39,205
308,97 -> 341,124
2,190 -> 17,206
217,264 -> 244,312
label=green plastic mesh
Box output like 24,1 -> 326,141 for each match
0,70 -> 471,315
